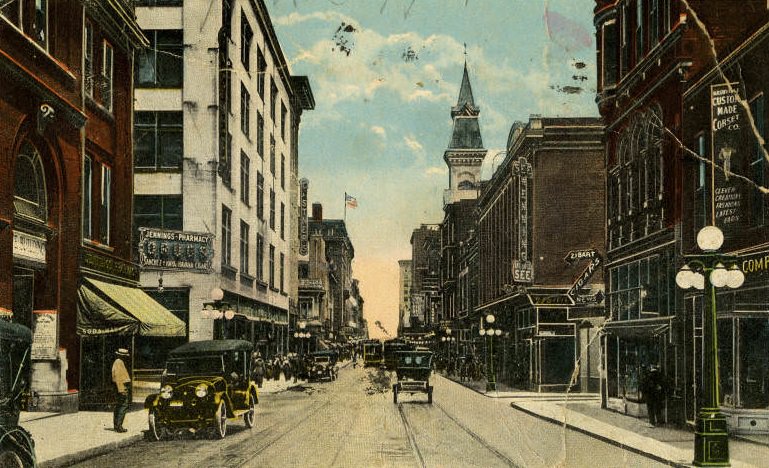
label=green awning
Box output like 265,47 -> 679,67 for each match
78,278 -> 186,337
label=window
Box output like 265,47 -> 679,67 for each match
83,155 -> 92,238
240,151 -> 250,205
280,252 -> 285,292
256,234 -> 264,279
269,189 -> 275,230
0,1 -> 21,28
222,205 -> 232,266
240,12 -> 253,71
240,221 -> 250,274
136,30 -> 183,88
241,83 -> 250,137
100,164 -> 111,244
695,132 -> 709,230
133,195 -> 183,230
280,154 -> 285,189
102,42 -> 114,112
220,132 -> 232,187
257,49 -> 266,98
257,112 -> 264,158
280,101 -> 287,141
84,22 -> 94,97
269,244 -> 275,288
14,142 -> 48,222
663,0 -> 672,34
33,0 -> 47,48
602,19 -> 618,88
280,202 -> 285,239
621,3 -> 630,76
257,171 -> 264,219
134,112 -> 183,169
751,94 -> 766,226
650,0 -> 660,47
636,0 -> 644,61
270,81 -> 277,121
270,135 -> 275,174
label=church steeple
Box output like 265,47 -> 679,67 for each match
443,61 -> 487,206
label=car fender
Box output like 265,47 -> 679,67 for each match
144,393 -> 159,409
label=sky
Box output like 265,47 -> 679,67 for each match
267,0 -> 599,339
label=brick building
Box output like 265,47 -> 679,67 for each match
475,116 -> 605,392
410,224 -> 441,329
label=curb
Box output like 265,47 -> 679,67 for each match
509,402 -> 690,468
39,433 -> 144,468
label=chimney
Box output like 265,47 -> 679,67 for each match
312,203 -> 323,221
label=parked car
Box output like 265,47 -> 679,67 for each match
307,350 -> 338,382
0,320 -> 36,467
144,340 -> 259,440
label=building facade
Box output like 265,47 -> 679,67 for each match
0,0 -> 187,410
132,0 -> 313,361
410,224 -> 441,329
476,116 -> 605,392
594,0 -> 768,428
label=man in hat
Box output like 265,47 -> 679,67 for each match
111,348 -> 132,432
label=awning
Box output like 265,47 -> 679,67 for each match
601,318 -> 671,339
77,278 -> 186,337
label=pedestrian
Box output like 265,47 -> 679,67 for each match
111,348 -> 131,433
642,364 -> 668,426
251,352 -> 265,388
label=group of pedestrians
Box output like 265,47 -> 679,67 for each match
435,353 -> 486,382
250,352 -> 306,387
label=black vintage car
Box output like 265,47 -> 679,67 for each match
0,320 -> 36,467
144,340 -> 259,440
307,350 -> 338,382
392,350 -> 434,404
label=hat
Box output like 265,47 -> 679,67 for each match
116,348 -> 129,356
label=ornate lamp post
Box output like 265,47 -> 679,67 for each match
480,313 -> 498,392
676,225 -> 744,467
293,321 -> 309,355
201,288 -> 236,339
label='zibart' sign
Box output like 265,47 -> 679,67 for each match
138,228 -> 214,272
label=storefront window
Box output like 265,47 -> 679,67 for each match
739,318 -> 769,408
717,318 -> 735,406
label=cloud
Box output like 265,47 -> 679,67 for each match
404,135 -> 424,154
371,125 -> 386,137
425,166 -> 447,176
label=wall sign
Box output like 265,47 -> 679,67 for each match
81,249 -> 140,282
138,228 -> 214,272
711,83 -> 745,228
31,310 -> 58,360
299,178 -> 309,256
513,156 -> 533,283
13,231 -> 46,265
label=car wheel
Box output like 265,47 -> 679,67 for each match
214,401 -> 227,439
392,384 -> 398,404
243,394 -> 256,429
0,449 -> 24,468
147,410 -> 166,441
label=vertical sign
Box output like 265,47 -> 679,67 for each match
513,157 -> 533,282
32,310 -> 58,360
710,83 -> 745,230
299,178 -> 309,256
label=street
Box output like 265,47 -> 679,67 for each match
69,365 -> 663,468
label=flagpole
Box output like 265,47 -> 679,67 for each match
344,192 -> 347,222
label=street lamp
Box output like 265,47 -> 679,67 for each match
201,287 -> 236,339
481,314 -> 497,392
676,225 -> 744,467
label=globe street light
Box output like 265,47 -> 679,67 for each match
676,225 -> 744,467
484,314 -> 497,392
201,288 -> 235,339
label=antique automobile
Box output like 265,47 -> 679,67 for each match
0,320 -> 36,467
144,340 -> 259,440
392,350 -> 434,404
383,339 -> 414,371
307,350 -> 338,382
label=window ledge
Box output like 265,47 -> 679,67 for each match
255,279 -> 268,290
83,238 -> 114,252
270,286 -> 280,293
85,97 -> 114,121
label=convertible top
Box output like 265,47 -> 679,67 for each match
169,339 -> 252,356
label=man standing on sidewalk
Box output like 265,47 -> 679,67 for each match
111,348 -> 131,433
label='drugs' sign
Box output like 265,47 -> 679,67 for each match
711,82 -> 749,234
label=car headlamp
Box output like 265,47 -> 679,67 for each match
160,385 -> 173,399
195,383 -> 208,398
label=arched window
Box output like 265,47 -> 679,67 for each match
458,180 -> 475,190
14,141 -> 48,222
647,106 -> 664,201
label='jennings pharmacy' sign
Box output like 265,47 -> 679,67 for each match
138,228 -> 214,272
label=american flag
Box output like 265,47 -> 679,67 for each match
345,193 -> 358,208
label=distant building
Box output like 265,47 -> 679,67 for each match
410,224 -> 441,328
132,0 -> 314,362
397,260 -> 413,334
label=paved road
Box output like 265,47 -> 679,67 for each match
69,364 -> 664,467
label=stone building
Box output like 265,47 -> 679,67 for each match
132,0 -> 313,361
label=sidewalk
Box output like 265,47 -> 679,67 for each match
20,376 -> 306,468
442,373 -> 768,467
